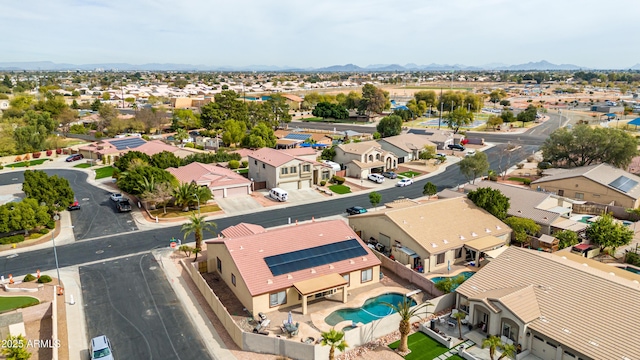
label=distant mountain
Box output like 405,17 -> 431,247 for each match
630,64 -> 640,70
497,60 -> 582,71
316,64 -> 363,72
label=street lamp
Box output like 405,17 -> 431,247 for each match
192,193 -> 200,216
51,215 -> 73,296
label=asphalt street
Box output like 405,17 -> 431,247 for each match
0,170 -> 138,240
80,254 -> 210,359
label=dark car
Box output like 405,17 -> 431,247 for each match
382,171 -> 397,179
346,206 -> 368,215
447,144 -> 466,151
116,199 -> 132,212
67,198 -> 80,211
65,154 -> 83,162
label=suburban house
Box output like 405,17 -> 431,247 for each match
281,94 -> 303,110
465,181 -> 575,235
194,135 -> 223,150
348,198 -> 512,273
166,162 -> 252,199
334,141 -> 398,178
532,163 -> 640,208
455,246 -> 640,360
248,147 -> 334,191
273,130 -> 333,149
77,138 -> 200,162
407,129 -> 463,150
205,220 -> 381,315
377,133 -> 437,163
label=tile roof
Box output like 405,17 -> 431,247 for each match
249,148 -> 298,167
166,162 -> 250,188
378,133 -> 437,153
456,247 -> 640,359
282,94 -> 303,102
337,140 -> 387,155
533,163 -> 640,199
206,220 -> 380,296
352,198 -> 511,254
220,223 -> 266,238
281,147 -> 318,157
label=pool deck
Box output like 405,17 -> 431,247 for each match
424,264 -> 478,280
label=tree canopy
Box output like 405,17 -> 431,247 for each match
242,122 -> 277,148
114,151 -> 151,171
467,187 -> 510,220
540,125 -> 638,168
376,115 -> 403,138
586,212 -> 633,254
444,107 -> 473,133
358,84 -> 390,116
458,152 -> 489,184
22,170 -> 74,213
504,217 -> 540,244
117,166 -> 178,196
516,104 -> 538,126
312,102 -> 349,119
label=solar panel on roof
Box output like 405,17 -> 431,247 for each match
284,133 -> 311,141
111,137 -> 146,150
609,176 -> 638,193
264,239 -> 367,276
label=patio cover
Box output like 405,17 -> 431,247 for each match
464,236 -> 505,252
484,246 -> 507,259
551,219 -> 588,232
628,118 -> 640,126
293,273 -> 348,296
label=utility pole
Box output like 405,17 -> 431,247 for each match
439,88 -> 443,130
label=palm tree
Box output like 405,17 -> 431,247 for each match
482,335 -> 503,360
320,328 -> 348,360
173,182 -> 196,211
382,296 -> 433,353
452,311 -> 467,339
181,213 -> 216,260
497,343 -> 516,360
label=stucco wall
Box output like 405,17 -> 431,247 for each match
535,178 -> 637,208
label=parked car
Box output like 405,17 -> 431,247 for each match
65,154 -> 83,162
90,335 -> 114,360
396,179 -> 413,187
116,199 -> 132,212
67,198 -> 80,211
346,206 -> 368,215
465,150 -> 477,157
382,171 -> 397,179
367,173 -> 385,184
109,193 -> 123,202
447,144 -> 466,151
436,153 -> 447,158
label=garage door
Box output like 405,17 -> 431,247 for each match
279,182 -> 298,191
227,186 -> 249,197
212,189 -> 224,199
531,335 -> 557,360
299,180 -> 311,189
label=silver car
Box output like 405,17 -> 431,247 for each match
91,335 -> 114,360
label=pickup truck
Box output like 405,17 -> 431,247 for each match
116,199 -> 132,212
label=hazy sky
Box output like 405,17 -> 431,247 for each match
2,0 -> 639,69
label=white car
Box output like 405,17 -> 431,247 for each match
465,150 -> 477,157
367,173 -> 385,184
396,179 -> 413,187
109,193 -> 123,202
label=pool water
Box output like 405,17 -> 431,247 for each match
624,266 -> 640,274
324,293 -> 416,327
430,271 -> 475,285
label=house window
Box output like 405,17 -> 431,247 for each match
303,164 -> 311,172
216,257 -> 222,272
502,323 -> 514,340
361,268 -> 373,283
455,248 -> 463,259
368,154 -> 373,162
281,168 -> 288,175
376,154 -> 381,160
254,160 -> 257,165
231,274 -> 236,286
343,274 -> 350,287
575,192 -> 584,200
558,189 -> 564,196
322,171 -> 330,180
290,166 -> 297,174
262,164 -> 265,169
436,253 -> 445,264
269,290 -> 287,307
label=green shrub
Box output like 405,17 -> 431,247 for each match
94,131 -> 104,139
0,165 -> 3,170
184,142 -> 195,148
37,275 -> 52,283
523,179 -> 532,185
241,160 -> 248,168
228,160 -> 240,169
46,221 -> 55,229
196,145 -> 205,150
331,175 -> 345,185
516,163 -> 524,169
23,274 -> 36,282
0,235 -> 25,245
626,252 -> 640,267
141,135 -> 150,141
320,180 -> 327,186
39,228 -> 49,235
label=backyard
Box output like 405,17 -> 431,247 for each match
389,331 -> 462,360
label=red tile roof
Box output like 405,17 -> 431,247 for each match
166,162 -> 250,188
221,223 -> 266,238
249,147 -> 297,167
282,147 -> 318,156
206,220 -> 380,296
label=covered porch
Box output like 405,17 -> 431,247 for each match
463,236 -> 506,267
293,273 -> 348,315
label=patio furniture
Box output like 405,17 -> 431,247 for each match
438,317 -> 446,325
281,322 -> 299,337
253,319 -> 271,335
461,315 -> 469,325
447,317 -> 456,328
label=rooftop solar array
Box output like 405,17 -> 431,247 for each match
111,137 -> 146,150
264,239 -> 367,276
284,133 -> 311,141
609,176 -> 638,193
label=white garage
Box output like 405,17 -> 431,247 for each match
278,181 -> 299,191
531,335 -> 558,360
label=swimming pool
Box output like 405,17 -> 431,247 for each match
623,266 -> 640,275
430,271 -> 475,285
324,293 -> 416,327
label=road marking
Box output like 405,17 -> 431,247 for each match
6,254 -> 18,259
149,266 -> 157,270
96,250 -> 104,254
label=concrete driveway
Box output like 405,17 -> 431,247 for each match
215,195 -> 263,215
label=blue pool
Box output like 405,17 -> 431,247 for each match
324,293 -> 416,327
624,266 -> 640,275
430,271 -> 475,285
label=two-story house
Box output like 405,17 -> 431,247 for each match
248,147 -> 334,191
334,141 -> 398,178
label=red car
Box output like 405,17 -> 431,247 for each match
65,154 -> 83,162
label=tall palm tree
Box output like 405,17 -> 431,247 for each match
497,343 -> 516,360
320,328 -> 348,360
173,182 -> 196,211
482,335 -> 503,360
181,213 -> 216,260
383,296 -> 433,353
452,311 -> 467,340
135,174 -> 156,196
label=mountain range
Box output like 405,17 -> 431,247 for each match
0,60 -> 637,72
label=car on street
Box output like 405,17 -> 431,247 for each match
109,193 -> 123,202
367,173 -> 385,184
396,179 -> 413,187
65,154 -> 83,162
382,171 -> 397,179
447,144 -> 466,151
116,199 -> 132,212
90,335 -> 114,360
67,198 -> 80,211
346,206 -> 368,215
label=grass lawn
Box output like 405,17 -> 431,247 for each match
0,296 -> 40,313
149,204 -> 221,218
6,159 -> 48,168
235,168 -> 249,174
398,171 -> 421,178
447,355 -> 465,360
389,331 -> 449,360
328,185 -> 351,194
74,163 -> 91,169
95,166 -> 114,179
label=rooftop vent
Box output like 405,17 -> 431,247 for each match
239,246 -> 244,250
443,239 -> 449,244
459,236 -> 465,240
267,279 -> 273,284
588,340 -> 598,347
431,243 -> 438,248
287,275 -> 293,279
329,264 -> 334,269
362,257 -> 367,261
350,260 -> 355,264
562,328 -> 571,334
311,269 -> 316,274
471,232 -> 478,237
485,228 -> 491,233
496,225 -> 502,230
